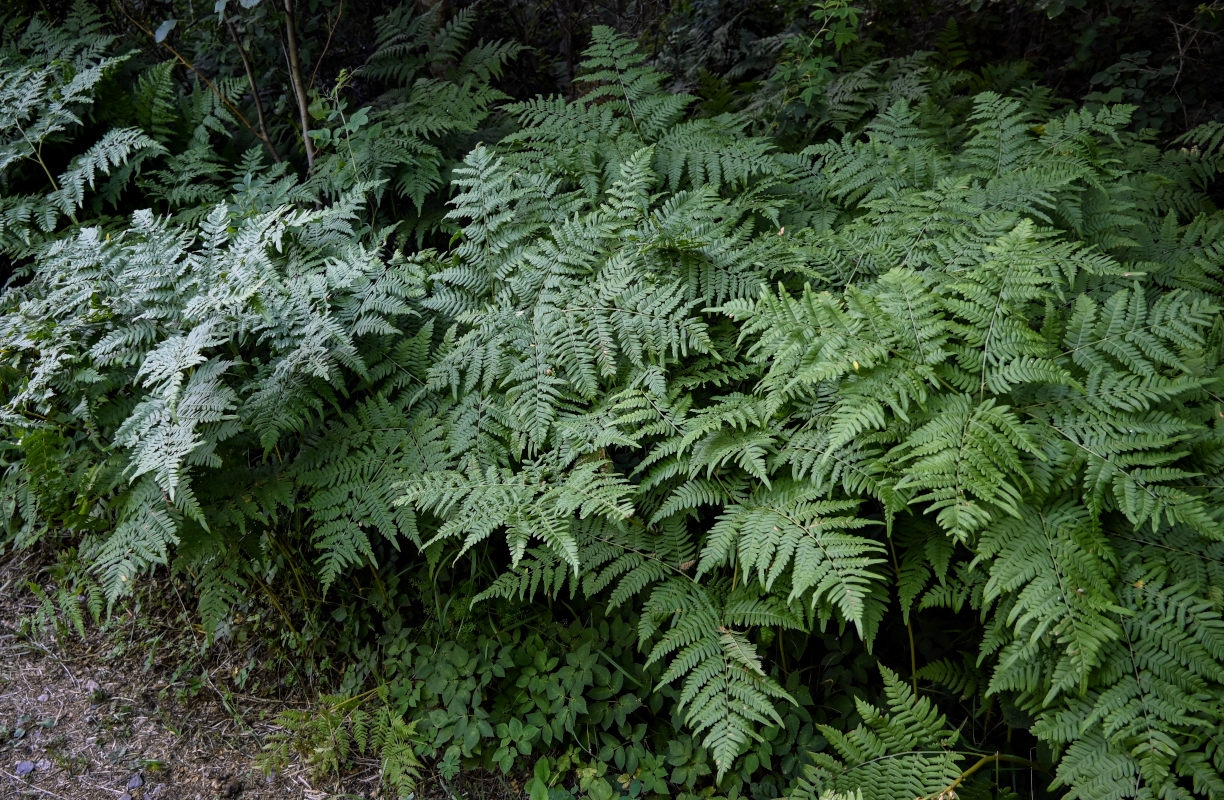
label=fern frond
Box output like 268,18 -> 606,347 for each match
697,482 -> 885,635
643,580 -> 800,779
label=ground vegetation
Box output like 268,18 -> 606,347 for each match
2,2 -> 1223,799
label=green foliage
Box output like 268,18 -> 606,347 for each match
0,4 -> 468,656
259,687 -> 422,799
0,196 -> 426,602
405,25 -> 1224,796
333,595 -> 818,799
641,581 -> 802,773
0,5 -> 162,255
304,3 -> 522,233
792,666 -> 966,800
3,6 -> 1224,800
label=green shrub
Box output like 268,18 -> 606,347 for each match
3,7 -> 1224,800
405,26 -> 1224,797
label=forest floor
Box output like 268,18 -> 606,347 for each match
0,548 -> 520,800
0,547 -> 375,800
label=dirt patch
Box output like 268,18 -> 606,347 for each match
0,548 -> 382,800
0,547 -> 528,800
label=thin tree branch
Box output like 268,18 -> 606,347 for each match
308,0 -> 343,93
282,0 -> 316,172
225,18 -> 281,162
115,1 -> 281,163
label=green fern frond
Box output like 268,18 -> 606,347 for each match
642,580 -> 800,779
697,482 -> 885,635
793,666 -> 968,800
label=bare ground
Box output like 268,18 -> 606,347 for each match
0,548 -> 385,800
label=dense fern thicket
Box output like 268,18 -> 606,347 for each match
3,3 -> 1224,800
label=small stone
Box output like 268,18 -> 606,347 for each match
35,759 -> 51,772
36,694 -> 48,702
84,679 -> 100,692
146,783 -> 167,798
119,794 -> 132,800
127,773 -> 144,789
15,761 -> 34,776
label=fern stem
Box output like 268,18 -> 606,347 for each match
366,556 -> 388,608
327,686 -> 381,712
272,529 -> 314,604
922,752 -> 1047,799
594,522 -> 697,584
17,127 -> 78,226
1113,532 -> 1224,566
247,569 -> 298,637
887,536 -> 919,696
905,621 -> 918,694
18,129 -> 58,193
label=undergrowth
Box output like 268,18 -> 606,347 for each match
2,3 -> 1223,800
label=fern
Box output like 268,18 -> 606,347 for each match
297,394 -> 444,589
260,687 -> 422,799
791,667 -> 992,800
1,192 -> 424,600
641,581 -> 801,779
1032,577 -> 1224,800
697,483 -> 885,636
306,4 -> 520,226
400,28 -> 1224,792
0,18 -> 160,252
6,13 -> 1224,800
